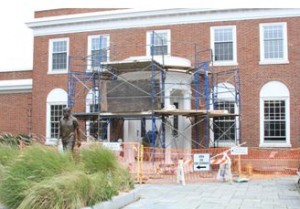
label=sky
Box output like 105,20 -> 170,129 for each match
0,0 -> 299,71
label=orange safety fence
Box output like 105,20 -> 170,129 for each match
96,142 -> 300,183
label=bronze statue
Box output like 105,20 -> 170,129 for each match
59,107 -> 81,151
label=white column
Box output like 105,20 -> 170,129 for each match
183,91 -> 191,110
107,122 -> 111,142
183,91 -> 192,150
123,120 -> 129,142
164,90 -> 171,108
164,89 -> 172,150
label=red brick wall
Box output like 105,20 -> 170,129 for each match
0,71 -> 33,136
31,13 -> 300,147
0,70 -> 32,80
0,93 -> 32,135
35,8 -> 124,18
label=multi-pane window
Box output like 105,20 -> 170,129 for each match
50,104 -> 66,138
147,30 -> 170,56
49,38 -> 69,72
260,22 -> 288,64
211,26 -> 236,64
263,25 -> 283,59
213,101 -> 235,142
88,35 -> 109,69
264,100 -> 286,141
260,81 -> 290,147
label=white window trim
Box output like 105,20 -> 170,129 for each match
259,22 -> 289,65
48,38 -> 69,74
210,25 -> 238,66
46,88 -> 68,145
87,34 -> 110,71
259,96 -> 291,148
146,29 -> 171,56
86,89 -> 97,138
45,102 -> 67,145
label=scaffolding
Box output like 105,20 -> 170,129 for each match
67,32 -> 241,149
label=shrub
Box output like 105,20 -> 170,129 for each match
0,133 -> 19,147
0,145 -> 19,183
111,167 -> 134,192
18,171 -> 91,209
0,144 -> 19,166
0,145 -> 77,209
79,144 -> 118,174
0,144 -> 134,209
0,164 -> 4,181
17,171 -> 124,209
0,133 -> 32,148
86,172 -> 119,206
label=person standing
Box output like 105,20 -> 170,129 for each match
59,107 -> 81,151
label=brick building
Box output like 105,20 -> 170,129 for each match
0,70 -> 32,135
2,8 -> 300,149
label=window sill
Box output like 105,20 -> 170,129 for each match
211,141 -> 237,147
212,61 -> 238,67
259,60 -> 289,65
259,142 -> 291,148
48,70 -> 68,75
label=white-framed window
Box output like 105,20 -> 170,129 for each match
50,104 -> 66,138
46,88 -> 68,145
211,82 -> 238,147
48,38 -> 69,73
259,22 -> 288,65
146,30 -> 171,56
87,35 -> 110,71
260,81 -> 290,147
210,26 -> 237,66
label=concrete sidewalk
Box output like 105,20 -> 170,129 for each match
123,176 -> 300,209
1,177 -> 299,209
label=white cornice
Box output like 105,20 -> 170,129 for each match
0,79 -> 32,93
26,8 -> 300,36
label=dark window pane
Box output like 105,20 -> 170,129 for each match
52,53 -> 67,70
264,100 -> 286,141
215,42 -> 233,61
213,101 -> 235,142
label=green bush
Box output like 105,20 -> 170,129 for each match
17,171 -> 124,209
0,144 -> 19,166
0,144 -> 134,209
86,172 -> 119,206
111,167 -> 134,192
79,145 -> 118,174
0,133 -> 32,147
0,145 -> 76,209
0,164 -> 4,181
18,171 -> 91,209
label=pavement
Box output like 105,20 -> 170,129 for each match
122,176 -> 300,209
1,176 -> 299,209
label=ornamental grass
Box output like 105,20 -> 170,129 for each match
0,141 -> 133,209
